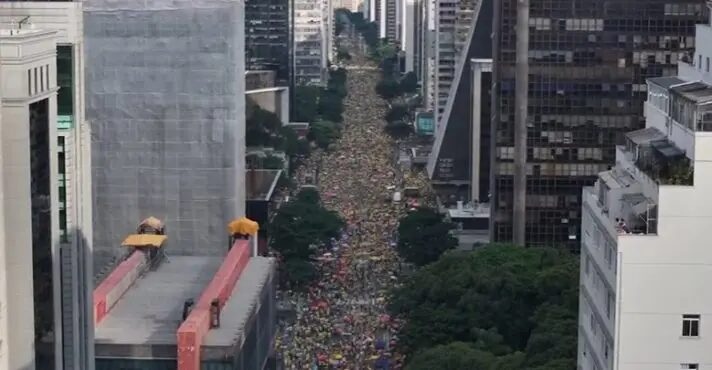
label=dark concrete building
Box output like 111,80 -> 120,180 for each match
245,0 -> 292,85
428,0 -> 493,204
491,0 -> 708,248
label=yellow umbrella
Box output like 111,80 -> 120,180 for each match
227,217 -> 259,236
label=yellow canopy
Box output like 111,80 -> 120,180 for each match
227,217 -> 259,236
138,216 -> 164,231
121,234 -> 167,248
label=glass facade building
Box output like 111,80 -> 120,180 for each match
492,0 -> 708,248
245,0 -> 291,85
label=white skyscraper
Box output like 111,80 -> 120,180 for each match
0,27 -> 59,370
0,3 -> 95,369
578,6 -> 712,369
294,0 -> 332,86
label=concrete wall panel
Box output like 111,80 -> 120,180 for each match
85,0 -> 245,262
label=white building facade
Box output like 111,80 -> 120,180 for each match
0,2 -> 94,369
294,0 -> 331,86
0,27 -> 58,370
400,0 -> 419,74
578,10 -> 712,370
420,0 -> 436,112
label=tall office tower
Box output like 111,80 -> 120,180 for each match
420,0 -> 437,111
385,0 -> 399,42
491,0 -> 707,248
370,0 -> 381,23
433,0 -> 477,127
325,0 -> 335,63
85,0 -> 246,258
245,0 -> 292,85
401,0 -> 422,74
294,0 -> 331,86
0,3 -> 95,369
578,11 -> 712,368
379,0 -> 387,38
427,0 -> 491,203
0,27 -> 59,370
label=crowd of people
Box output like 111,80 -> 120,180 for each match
275,43 -> 431,370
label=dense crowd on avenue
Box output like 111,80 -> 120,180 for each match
275,46 -> 432,370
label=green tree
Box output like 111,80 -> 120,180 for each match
400,72 -> 418,94
279,126 -> 310,157
261,155 -> 285,170
283,259 -> 318,289
246,106 -> 283,147
389,245 -> 579,368
386,104 -> 409,123
384,121 -> 412,139
396,208 -> 457,266
406,342 -> 496,370
293,86 -> 320,122
308,120 -> 341,149
269,190 -> 345,260
296,187 -> 321,204
376,78 -> 401,100
337,47 -> 352,61
318,89 -> 345,123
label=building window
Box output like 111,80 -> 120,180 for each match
699,55 -> 703,70
681,364 -> 699,370
682,314 -> 700,337
606,292 -> 613,319
585,255 -> 591,276
707,57 -> 710,73
590,314 -> 597,335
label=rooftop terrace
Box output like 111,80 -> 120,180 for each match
94,239 -> 277,369
95,256 -> 222,358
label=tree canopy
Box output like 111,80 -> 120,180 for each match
270,188 -> 344,261
385,104 -> 409,123
396,208 -> 457,266
376,78 -> 402,100
405,342 -> 497,370
293,86 -> 321,122
246,105 -> 283,147
390,245 -> 579,369
400,72 -> 418,94
308,120 -> 341,149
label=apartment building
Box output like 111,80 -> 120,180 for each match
579,10 -> 712,369
420,0 -> 436,112
385,0 -> 399,43
294,0 -> 332,86
400,0 -> 423,74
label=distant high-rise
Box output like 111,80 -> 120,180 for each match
245,0 -> 291,84
492,0 -> 708,248
294,0 -> 333,86
431,0 -> 477,126
428,0 -> 492,205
